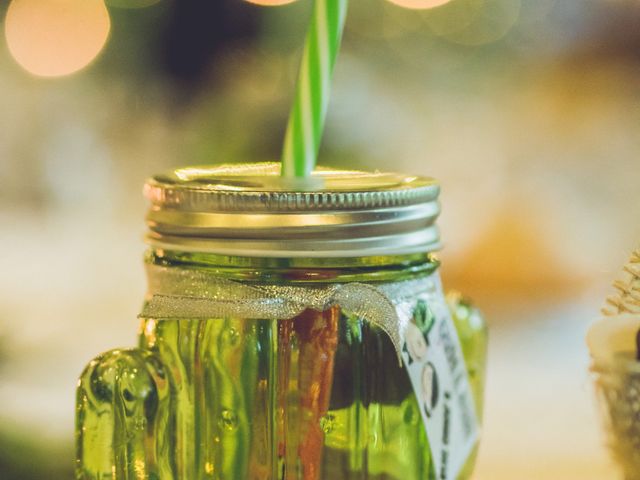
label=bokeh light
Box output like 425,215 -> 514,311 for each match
5,0 -> 111,78
386,0 -> 453,9
244,0 -> 298,6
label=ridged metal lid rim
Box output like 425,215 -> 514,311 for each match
144,163 -> 439,212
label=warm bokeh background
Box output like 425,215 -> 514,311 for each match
1,0 -> 639,478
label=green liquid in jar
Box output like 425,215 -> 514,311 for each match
76,252 -> 487,480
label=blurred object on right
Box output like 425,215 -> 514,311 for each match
587,249 -> 640,480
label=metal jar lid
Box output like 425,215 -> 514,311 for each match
143,163 -> 441,257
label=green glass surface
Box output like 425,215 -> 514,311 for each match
76,250 -> 487,480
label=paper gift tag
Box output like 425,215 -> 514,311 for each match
398,276 -> 479,480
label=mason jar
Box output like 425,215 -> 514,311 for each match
76,163 -> 487,480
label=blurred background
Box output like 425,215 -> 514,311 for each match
1,0 -> 639,478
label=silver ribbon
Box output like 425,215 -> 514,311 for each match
140,264 -> 437,363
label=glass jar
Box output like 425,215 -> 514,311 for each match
76,163 -> 487,480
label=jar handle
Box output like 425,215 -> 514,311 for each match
76,348 -> 170,479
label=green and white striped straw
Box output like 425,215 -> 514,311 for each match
281,0 -> 349,179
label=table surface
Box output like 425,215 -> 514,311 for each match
471,298 -> 620,480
